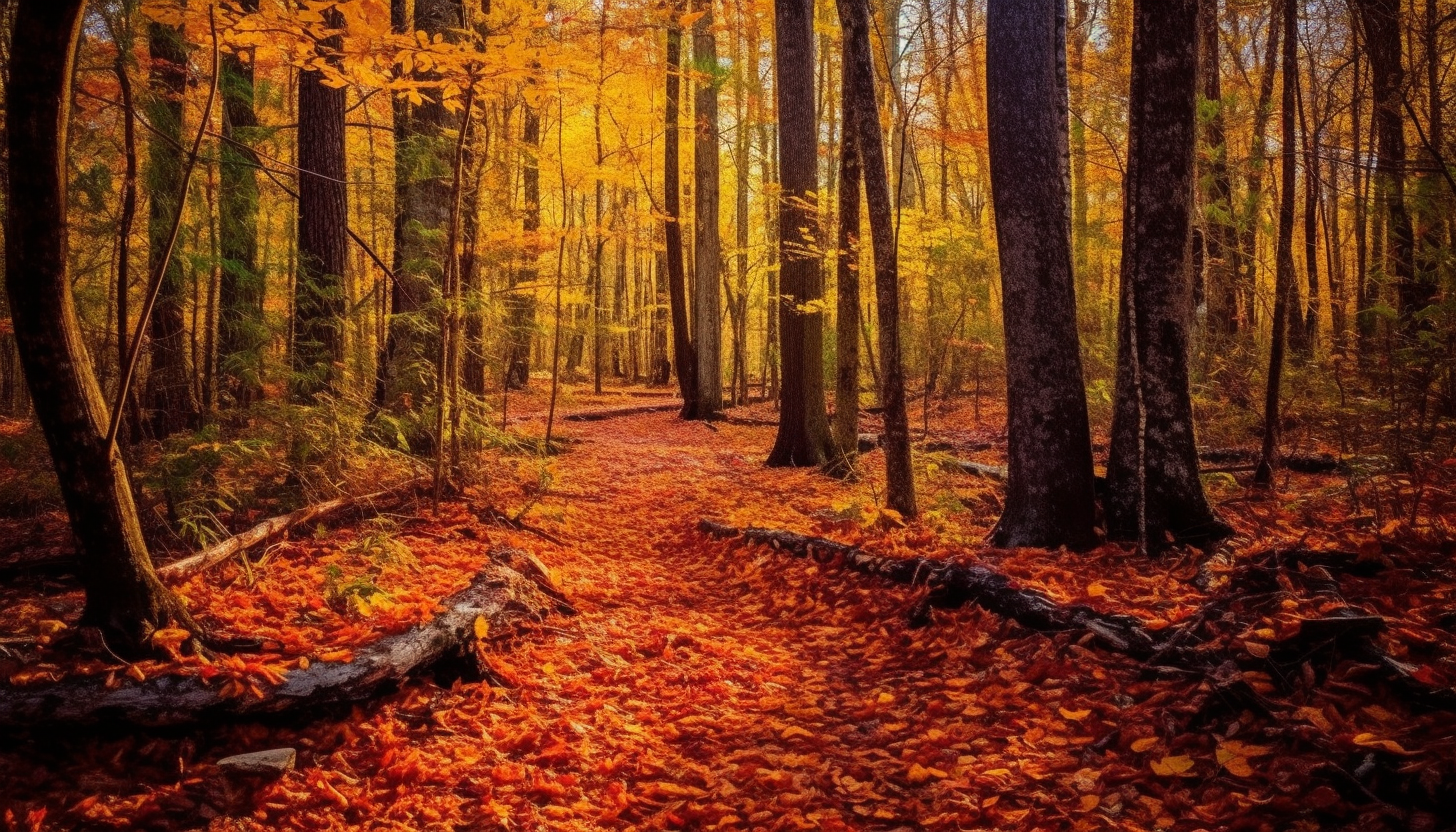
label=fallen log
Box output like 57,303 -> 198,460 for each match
562,402 -> 683,422
944,459 -> 1007,481
159,477 -> 431,580
0,548 -> 558,729
698,520 -> 1456,711
1198,448 -> 1344,474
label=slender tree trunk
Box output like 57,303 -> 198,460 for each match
693,0 -> 723,417
665,8 -> 699,417
767,0 -> 832,466
1238,0 -> 1283,332
110,12 -> 141,435
985,0 -> 1097,549
292,18 -> 349,400
1107,0 -> 1225,551
840,0 -> 915,515
1197,0 -> 1238,336
506,102 -> 540,390
143,22 -> 201,435
1255,0 -> 1298,487
1296,66 -> 1320,354
830,34 -> 862,476
1352,31 -> 1373,352
6,0 -> 195,653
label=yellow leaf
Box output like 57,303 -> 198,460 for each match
1219,755 -> 1255,777
150,627 -> 191,658
1150,755 -> 1195,776
1130,737 -> 1161,753
982,768 -> 1012,778
1079,795 -> 1100,812
474,615 -> 490,640
1296,706 -> 1333,732
1086,582 -> 1108,597
1352,733 -> 1411,755
1059,707 -> 1092,721
876,691 -> 894,705
678,10 -> 707,28
1218,740 -> 1272,758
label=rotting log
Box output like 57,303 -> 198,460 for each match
698,519 -> 1456,710
159,477 -> 431,580
0,549 -> 558,729
563,402 -> 684,422
1198,447 -> 1344,474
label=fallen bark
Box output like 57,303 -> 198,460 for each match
1198,447 -> 1344,474
698,519 -> 1456,710
0,548 -> 558,729
944,459 -> 1007,481
159,477 -> 431,580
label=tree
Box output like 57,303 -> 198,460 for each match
506,101 -> 541,390
375,0 -> 465,412
1196,0 -> 1238,337
5,0 -> 195,654
766,0 -> 832,467
143,21 -> 201,436
838,0 -> 915,516
1106,0 -> 1226,550
292,15 -> 349,400
664,6 -> 699,418
692,0 -> 723,419
1255,0 -> 1298,487
829,52 -> 862,476
985,0 -> 1098,549
217,0 -> 265,407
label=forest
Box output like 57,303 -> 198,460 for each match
0,0 -> 1454,827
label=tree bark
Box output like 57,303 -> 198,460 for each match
692,1 -> 723,418
1255,0 -> 1298,487
766,0 -> 832,466
665,10 -> 699,418
839,0 -> 915,516
292,16 -> 350,401
1107,0 -> 1225,550
375,0 -> 463,411
1197,0 -> 1238,337
5,0 -> 194,655
217,0 -> 265,408
143,22 -> 201,436
1237,0 -> 1282,332
830,59 -> 862,475
984,0 -> 1097,549
506,102 -> 541,390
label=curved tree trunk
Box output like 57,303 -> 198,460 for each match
985,0 -> 1097,549
664,9 -> 699,417
5,0 -> 194,655
1107,0 -> 1225,550
767,0 -> 832,466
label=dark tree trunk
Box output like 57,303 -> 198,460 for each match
143,22 -> 201,436
1296,67 -> 1320,354
830,59 -> 862,474
692,2 -> 722,418
1255,0 -> 1298,487
1237,0 -> 1282,332
767,0 -> 832,467
505,102 -> 540,390
1197,0 -> 1238,337
1350,0 -> 1420,334
665,11 -> 699,417
5,0 -> 194,654
839,0 -> 915,516
217,0 -> 264,408
292,18 -> 349,401
984,0 -> 1098,549
375,0 -> 461,411
1107,0 -> 1225,550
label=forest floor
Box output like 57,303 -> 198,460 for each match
2,385 -> 1456,831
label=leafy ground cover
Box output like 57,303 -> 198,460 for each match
0,388 -> 1454,830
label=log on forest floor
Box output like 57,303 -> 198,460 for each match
0,547 -> 561,730
1197,448 -> 1345,474
563,402 -> 684,422
697,520 -> 1456,711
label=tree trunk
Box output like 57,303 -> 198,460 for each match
984,0 -> 1098,549
506,102 -> 540,390
292,17 -> 350,401
1254,0 -> 1298,487
1350,0 -> 1419,333
693,1 -> 722,418
767,0 -> 832,467
217,0 -> 265,408
5,0 -> 194,655
830,60 -> 862,475
839,0 -> 915,516
1197,0 -> 1238,337
665,9 -> 699,418
1237,0 -> 1282,333
1107,0 -> 1225,551
375,0 -> 461,412
143,22 -> 201,436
